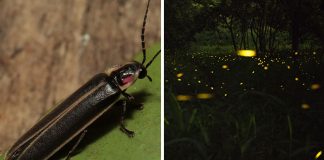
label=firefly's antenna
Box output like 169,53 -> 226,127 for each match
141,0 -> 150,65
146,50 -> 161,69
144,50 -> 160,82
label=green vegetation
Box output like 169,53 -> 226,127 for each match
165,51 -> 323,160
67,44 -> 161,160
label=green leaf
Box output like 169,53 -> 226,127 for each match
71,44 -> 161,160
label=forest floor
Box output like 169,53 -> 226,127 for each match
165,50 -> 324,160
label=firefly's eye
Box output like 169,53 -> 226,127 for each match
121,74 -> 134,85
139,68 -> 147,79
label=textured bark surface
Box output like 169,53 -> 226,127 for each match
0,0 -> 160,153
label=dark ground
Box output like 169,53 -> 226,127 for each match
165,50 -> 324,160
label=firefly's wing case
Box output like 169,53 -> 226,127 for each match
6,73 -> 121,160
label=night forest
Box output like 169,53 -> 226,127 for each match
165,0 -> 324,159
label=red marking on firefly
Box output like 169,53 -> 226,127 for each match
122,75 -> 133,84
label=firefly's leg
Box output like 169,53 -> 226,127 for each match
119,100 -> 135,137
65,130 -> 87,160
121,91 -> 144,110
121,91 -> 134,101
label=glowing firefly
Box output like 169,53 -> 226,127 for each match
177,73 -> 184,78
197,93 -> 213,99
315,151 -> 322,159
176,95 -> 192,101
222,65 -> 228,69
301,103 -> 310,109
237,50 -> 256,57
311,83 -> 320,90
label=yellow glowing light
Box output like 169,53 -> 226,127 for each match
237,50 -> 256,57
240,82 -> 243,85
224,93 -> 228,97
176,73 -> 184,78
294,52 -> 298,55
198,80 -> 201,83
295,77 -> 299,81
315,151 -> 322,159
264,66 -> 268,70
197,93 -> 213,99
176,95 -> 192,101
177,78 -> 182,82
311,83 -> 321,90
222,65 -> 228,69
287,65 -> 291,69
301,103 -> 310,109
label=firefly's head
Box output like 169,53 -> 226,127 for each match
108,62 -> 150,90
107,47 -> 160,90
107,0 -> 160,91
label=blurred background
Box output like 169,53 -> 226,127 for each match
165,0 -> 324,159
0,0 -> 160,153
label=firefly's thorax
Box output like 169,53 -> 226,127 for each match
107,61 -> 147,91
